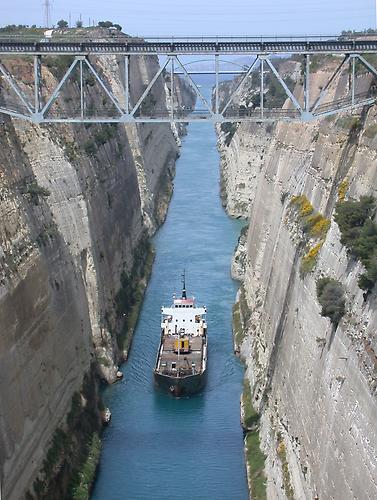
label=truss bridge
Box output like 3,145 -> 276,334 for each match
0,35 -> 377,124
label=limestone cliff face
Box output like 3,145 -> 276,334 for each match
0,40 -> 195,499
221,63 -> 377,499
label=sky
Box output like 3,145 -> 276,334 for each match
0,0 -> 375,36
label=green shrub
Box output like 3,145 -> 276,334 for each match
335,115 -> 361,131
93,124 -> 117,146
316,277 -> 346,327
243,379 -> 259,429
140,93 -> 157,115
358,255 -> 377,291
261,72 -> 295,108
115,237 -> 154,350
21,180 -> 50,205
221,122 -> 238,146
276,439 -> 294,499
64,141 -> 79,163
232,302 -> 244,348
84,140 -> 97,156
300,241 -> 324,275
245,431 -> 267,500
72,433 -> 101,500
363,124 -> 377,139
45,55 -> 76,81
290,195 -> 330,274
335,196 -> 377,291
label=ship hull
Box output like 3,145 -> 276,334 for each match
154,369 -> 207,397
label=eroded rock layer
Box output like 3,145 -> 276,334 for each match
0,35 -> 195,499
220,61 -> 377,499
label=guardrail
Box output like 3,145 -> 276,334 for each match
0,38 -> 377,55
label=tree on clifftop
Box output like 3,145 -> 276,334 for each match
57,19 -> 68,28
98,21 -> 122,31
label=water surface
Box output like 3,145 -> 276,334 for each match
92,81 -> 248,500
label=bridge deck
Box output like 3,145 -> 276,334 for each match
0,38 -> 377,55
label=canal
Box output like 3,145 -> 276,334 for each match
91,80 -> 248,500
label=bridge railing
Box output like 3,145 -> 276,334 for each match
0,37 -> 377,124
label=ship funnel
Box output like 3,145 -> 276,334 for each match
181,269 -> 187,299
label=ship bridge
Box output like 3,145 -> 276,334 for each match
1,35 -> 377,123
161,301 -> 206,335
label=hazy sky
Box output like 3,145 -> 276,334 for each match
0,0 -> 375,36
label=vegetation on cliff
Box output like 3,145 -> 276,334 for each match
27,366 -> 102,500
335,196 -> 377,291
220,122 -> 238,146
245,431 -> 267,500
316,277 -> 346,327
242,379 -> 266,499
276,437 -> 294,500
115,236 -> 155,353
290,195 -> 330,274
242,379 -> 260,429
232,301 -> 244,349
233,284 -> 251,353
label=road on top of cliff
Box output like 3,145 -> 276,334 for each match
91,77 -> 248,500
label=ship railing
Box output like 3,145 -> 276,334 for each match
161,368 -> 197,376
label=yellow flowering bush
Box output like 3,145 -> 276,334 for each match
337,178 -> 349,202
300,241 -> 324,274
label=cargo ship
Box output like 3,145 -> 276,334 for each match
154,274 -> 207,396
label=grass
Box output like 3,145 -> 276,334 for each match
28,367 -> 103,499
276,439 -> 294,500
21,179 -> 50,205
363,123 -> 377,139
238,284 -> 251,325
242,379 -> 260,429
245,431 -> 267,500
116,240 -> 155,353
36,223 -> 59,247
232,302 -> 245,349
335,115 -> 361,131
220,122 -> 238,146
97,356 -> 111,368
72,433 -> 101,500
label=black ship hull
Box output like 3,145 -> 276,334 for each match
154,369 -> 207,397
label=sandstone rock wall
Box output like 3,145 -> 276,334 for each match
221,62 -> 377,499
0,38 -> 195,499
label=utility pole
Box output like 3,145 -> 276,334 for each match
43,0 -> 51,28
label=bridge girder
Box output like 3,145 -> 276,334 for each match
0,38 -> 377,124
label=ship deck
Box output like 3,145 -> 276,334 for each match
156,335 -> 204,376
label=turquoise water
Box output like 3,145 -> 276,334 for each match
91,82 -> 248,500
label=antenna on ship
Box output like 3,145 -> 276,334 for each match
181,269 -> 187,299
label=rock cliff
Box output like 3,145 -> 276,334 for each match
220,59 -> 377,499
0,30 -> 195,499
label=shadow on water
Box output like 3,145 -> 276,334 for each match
91,77 -> 248,500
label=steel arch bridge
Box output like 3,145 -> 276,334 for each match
1,35 -> 377,124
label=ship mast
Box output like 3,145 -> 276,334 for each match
181,269 -> 187,299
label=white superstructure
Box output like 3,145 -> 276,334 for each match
161,296 -> 207,336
